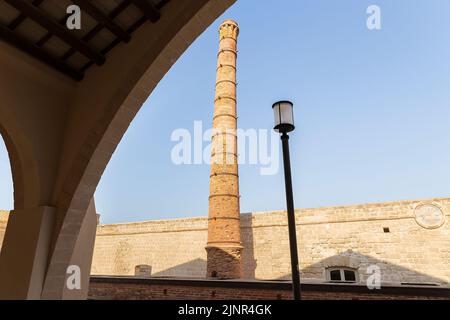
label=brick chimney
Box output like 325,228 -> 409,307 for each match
205,20 -> 242,279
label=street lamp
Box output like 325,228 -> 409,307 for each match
272,100 -> 301,300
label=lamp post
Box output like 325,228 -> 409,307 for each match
272,100 -> 301,300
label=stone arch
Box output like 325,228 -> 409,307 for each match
317,251 -> 362,282
0,130 -> 16,210
322,255 -> 361,270
41,0 -> 236,299
0,108 -> 40,210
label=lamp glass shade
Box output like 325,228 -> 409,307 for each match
272,101 -> 295,133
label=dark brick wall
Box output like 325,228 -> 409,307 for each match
88,277 -> 450,300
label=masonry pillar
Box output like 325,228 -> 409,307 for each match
41,198 -> 98,300
0,199 -> 98,300
0,206 -> 56,299
205,20 -> 242,279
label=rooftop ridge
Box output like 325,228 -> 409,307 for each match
250,196 -> 450,215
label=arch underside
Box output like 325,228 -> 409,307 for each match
0,0 -> 236,299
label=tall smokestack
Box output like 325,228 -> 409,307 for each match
205,20 -> 242,279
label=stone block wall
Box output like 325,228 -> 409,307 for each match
89,197 -> 450,287
1,198 -> 449,287
0,211 -> 8,250
242,198 -> 450,285
91,217 -> 208,277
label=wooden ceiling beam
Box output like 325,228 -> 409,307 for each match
36,11 -> 72,48
79,0 -> 169,72
71,0 -> 131,43
129,0 -> 161,22
4,0 -> 105,65
8,0 -> 44,30
0,24 -> 83,81
61,0 -> 131,62
1,0 -> 170,79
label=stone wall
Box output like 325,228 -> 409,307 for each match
92,217 -> 208,277
0,211 -> 8,250
1,198 -> 449,287
90,197 -> 450,287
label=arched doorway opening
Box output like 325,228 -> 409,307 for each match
0,0 -> 236,300
0,135 -> 13,251
1,0 -> 449,300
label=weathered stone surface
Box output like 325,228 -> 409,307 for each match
25,197 -> 446,287
0,211 -> 9,251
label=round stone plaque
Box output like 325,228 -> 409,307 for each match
414,204 -> 445,229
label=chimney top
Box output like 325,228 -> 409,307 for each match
220,19 -> 238,28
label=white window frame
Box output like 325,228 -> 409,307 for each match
326,267 -> 357,283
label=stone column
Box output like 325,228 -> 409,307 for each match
0,206 -> 56,299
42,198 -> 98,300
0,199 -> 98,300
205,20 -> 242,279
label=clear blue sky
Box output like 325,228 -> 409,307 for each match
1,0 -> 450,224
